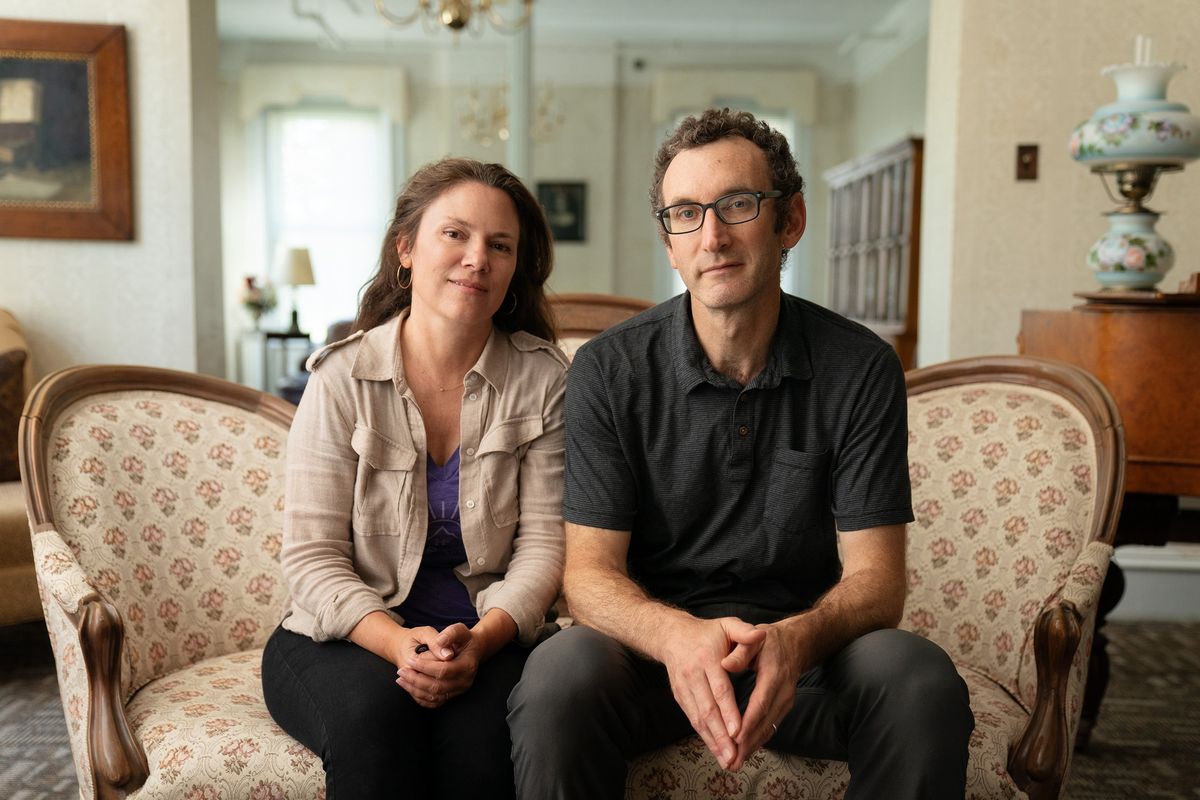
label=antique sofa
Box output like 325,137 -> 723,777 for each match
25,305 -> 1122,799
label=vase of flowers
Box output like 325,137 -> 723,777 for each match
240,276 -> 277,329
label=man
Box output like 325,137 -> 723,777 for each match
508,108 -> 973,799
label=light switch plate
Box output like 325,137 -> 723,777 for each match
1017,144 -> 1038,181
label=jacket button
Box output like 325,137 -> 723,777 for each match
476,557 -> 485,565
468,393 -> 478,401
466,447 -> 475,456
465,499 -> 476,509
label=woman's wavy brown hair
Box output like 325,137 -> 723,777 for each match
355,158 -> 556,341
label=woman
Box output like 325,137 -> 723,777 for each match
262,158 -> 567,799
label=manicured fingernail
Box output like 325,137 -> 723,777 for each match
440,648 -> 453,658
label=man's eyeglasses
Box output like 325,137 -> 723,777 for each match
654,190 -> 783,235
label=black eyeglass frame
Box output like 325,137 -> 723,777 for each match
653,190 -> 785,235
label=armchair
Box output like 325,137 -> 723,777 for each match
625,355 -> 1124,799
21,365 -> 324,798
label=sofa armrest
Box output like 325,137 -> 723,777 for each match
32,527 -> 150,797
1007,600 -> 1081,800
30,528 -> 97,614
1060,541 -> 1114,615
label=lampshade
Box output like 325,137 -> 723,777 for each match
276,247 -> 315,287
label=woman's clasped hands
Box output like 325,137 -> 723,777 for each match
395,623 -> 482,708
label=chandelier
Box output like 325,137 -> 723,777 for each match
458,84 -> 564,146
374,0 -> 533,35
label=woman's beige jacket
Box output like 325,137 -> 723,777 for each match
280,311 -> 567,645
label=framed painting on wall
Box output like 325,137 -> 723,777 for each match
537,181 -> 586,243
0,18 -> 132,240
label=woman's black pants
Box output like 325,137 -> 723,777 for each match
261,625 -> 527,800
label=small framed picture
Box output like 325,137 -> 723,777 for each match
537,181 -> 586,243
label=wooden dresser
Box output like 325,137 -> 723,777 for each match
1019,300 -> 1200,498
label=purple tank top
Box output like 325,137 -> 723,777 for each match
394,448 -> 480,630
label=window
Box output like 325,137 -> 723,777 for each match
264,106 -> 393,341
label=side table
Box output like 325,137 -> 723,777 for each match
237,330 -> 312,396
1019,295 -> 1200,745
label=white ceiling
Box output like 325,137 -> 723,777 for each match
217,0 -> 911,48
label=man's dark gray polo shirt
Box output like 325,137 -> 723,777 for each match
563,291 -> 914,624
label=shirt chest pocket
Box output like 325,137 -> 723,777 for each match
351,425 -> 417,536
764,448 -> 831,533
477,416 -> 543,528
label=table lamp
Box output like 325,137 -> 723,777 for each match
276,247 -> 315,334
1069,35 -> 1200,290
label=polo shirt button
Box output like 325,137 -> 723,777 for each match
476,557 -> 486,565
465,499 -> 476,509
468,392 -> 478,401
738,425 -> 750,436
466,447 -> 475,456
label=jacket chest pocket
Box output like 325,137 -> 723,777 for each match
477,416 -> 543,528
351,425 -> 417,536
764,448 -> 831,533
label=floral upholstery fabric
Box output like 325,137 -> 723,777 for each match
902,384 -> 1106,700
36,558 -> 96,799
125,649 -> 324,799
44,392 -> 289,699
31,389 -> 315,798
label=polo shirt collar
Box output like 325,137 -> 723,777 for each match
670,291 -> 813,391
774,293 -> 814,381
670,294 -> 710,392
350,307 -> 510,394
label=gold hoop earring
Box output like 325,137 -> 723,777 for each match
396,264 -> 412,290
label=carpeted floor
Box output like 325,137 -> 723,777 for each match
1,620 -> 1197,799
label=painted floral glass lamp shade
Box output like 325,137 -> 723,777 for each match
1069,36 -> 1200,289
277,246 -> 315,334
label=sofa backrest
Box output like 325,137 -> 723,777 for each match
900,360 -> 1121,706
24,368 -> 295,699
